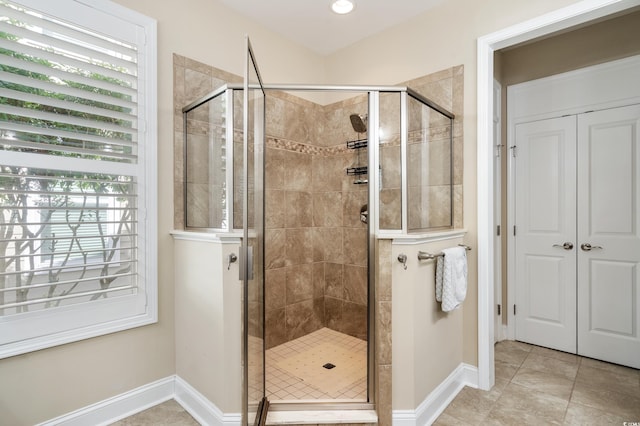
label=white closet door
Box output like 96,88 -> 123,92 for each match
514,116 -> 577,353
577,104 -> 640,368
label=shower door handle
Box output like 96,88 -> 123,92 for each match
239,246 -> 254,281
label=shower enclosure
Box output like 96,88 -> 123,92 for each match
182,40 -> 455,424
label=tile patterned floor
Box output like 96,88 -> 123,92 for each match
114,339 -> 640,425
435,340 -> 640,425
266,327 -> 367,402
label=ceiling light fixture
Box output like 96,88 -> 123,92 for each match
331,0 -> 355,15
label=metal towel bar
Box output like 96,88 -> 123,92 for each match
417,244 -> 471,261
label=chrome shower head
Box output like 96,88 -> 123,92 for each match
350,113 -> 367,133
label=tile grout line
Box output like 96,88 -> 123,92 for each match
562,355 -> 582,423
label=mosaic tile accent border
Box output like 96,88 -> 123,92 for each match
266,137 -> 349,156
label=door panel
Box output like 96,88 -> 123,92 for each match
589,260 -> 635,335
577,104 -> 640,368
526,256 -> 564,322
514,116 -> 577,353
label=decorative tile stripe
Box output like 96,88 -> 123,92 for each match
265,137 -> 350,156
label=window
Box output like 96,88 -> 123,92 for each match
0,0 -> 157,358
40,196 -> 115,268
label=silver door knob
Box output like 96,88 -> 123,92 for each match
580,243 -> 603,251
552,242 -> 574,250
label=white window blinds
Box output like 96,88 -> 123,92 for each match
0,0 -> 157,358
0,0 -> 138,162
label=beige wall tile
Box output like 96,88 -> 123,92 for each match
324,263 -> 344,299
284,191 -> 313,228
265,268 -> 286,311
265,147 -> 285,190
185,134 -> 210,184
265,229 -> 286,270
312,263 -> 325,300
343,265 -> 367,305
324,296 -> 343,331
286,264 -> 314,304
266,97 -> 286,140
377,364 -> 393,426
343,228 -> 367,267
313,155 -> 343,191
376,301 -> 392,365
341,301 -> 367,340
285,300 -> 323,341
313,227 -> 343,264
266,308 -> 286,349
380,189 -> 401,230
380,145 -> 401,190
376,240 -> 392,302
283,151 -> 312,191
185,183 -> 209,228
184,68 -> 213,105
265,190 -> 285,229
313,191 -> 343,227
285,228 -> 314,266
342,190 -> 368,228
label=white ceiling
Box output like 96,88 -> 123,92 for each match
218,0 -> 446,55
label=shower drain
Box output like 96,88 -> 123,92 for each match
322,363 -> 336,369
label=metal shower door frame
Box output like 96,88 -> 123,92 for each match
184,80 -> 455,415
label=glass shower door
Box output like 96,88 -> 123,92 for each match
242,36 -> 267,425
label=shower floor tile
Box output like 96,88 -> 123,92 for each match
266,327 -> 367,402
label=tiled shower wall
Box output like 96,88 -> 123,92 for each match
173,54 -> 241,230
406,66 -> 464,230
264,92 -> 369,348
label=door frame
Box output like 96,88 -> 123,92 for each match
505,55 -> 640,341
476,0 -> 640,391
242,35 -> 267,426
492,78 -> 503,343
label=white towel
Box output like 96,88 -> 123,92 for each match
435,247 -> 468,312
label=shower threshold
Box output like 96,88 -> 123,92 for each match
266,328 -> 367,403
265,409 -> 378,425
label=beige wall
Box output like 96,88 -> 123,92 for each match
498,10 -> 640,87
392,236 -> 465,409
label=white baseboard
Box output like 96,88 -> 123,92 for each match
40,363 -> 477,426
494,325 -> 508,342
393,363 -> 478,426
38,376 -> 240,426
175,376 -> 241,426
39,376 -> 175,426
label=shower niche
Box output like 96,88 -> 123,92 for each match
182,81 -> 455,409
